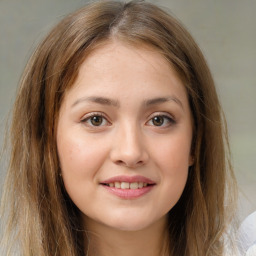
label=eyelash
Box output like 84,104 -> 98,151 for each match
146,113 -> 176,128
80,112 -> 176,128
81,112 -> 110,127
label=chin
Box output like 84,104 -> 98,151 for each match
105,221 -> 153,232
83,207 -> 167,233
99,210 -> 162,232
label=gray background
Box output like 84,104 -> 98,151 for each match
0,0 -> 255,221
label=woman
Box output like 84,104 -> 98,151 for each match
0,1 -> 237,255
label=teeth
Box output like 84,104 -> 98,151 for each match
114,182 -> 121,188
107,182 -> 149,189
130,182 -> 139,189
121,182 -> 129,189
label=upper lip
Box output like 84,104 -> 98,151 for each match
100,175 -> 156,184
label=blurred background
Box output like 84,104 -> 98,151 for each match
0,0 -> 255,222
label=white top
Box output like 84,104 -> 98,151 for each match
237,211 -> 256,255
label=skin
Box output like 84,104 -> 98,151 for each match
57,40 -> 193,256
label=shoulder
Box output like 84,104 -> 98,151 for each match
237,211 -> 256,255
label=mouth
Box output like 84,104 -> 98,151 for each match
100,175 -> 156,199
101,181 -> 153,189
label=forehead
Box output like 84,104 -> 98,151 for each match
82,40 -> 181,80
63,40 -> 188,106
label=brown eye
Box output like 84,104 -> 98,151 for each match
90,116 -> 103,126
147,114 -> 176,128
81,113 -> 109,127
152,116 -> 164,126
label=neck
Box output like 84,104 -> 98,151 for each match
84,216 -> 169,256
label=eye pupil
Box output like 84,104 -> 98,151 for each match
91,116 -> 103,126
152,116 -> 164,126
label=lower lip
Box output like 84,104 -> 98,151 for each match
101,185 -> 154,199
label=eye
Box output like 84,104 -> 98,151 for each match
81,113 -> 110,127
147,114 -> 175,127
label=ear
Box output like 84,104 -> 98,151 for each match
189,155 -> 194,166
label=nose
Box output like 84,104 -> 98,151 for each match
110,123 -> 149,168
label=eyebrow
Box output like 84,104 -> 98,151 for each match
71,96 -> 183,109
144,96 -> 184,109
72,96 -> 120,108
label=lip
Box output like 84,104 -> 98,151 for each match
102,185 -> 154,199
100,175 -> 155,184
100,175 -> 156,199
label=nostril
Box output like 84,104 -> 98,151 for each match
116,160 -> 124,165
110,144 -> 149,168
114,159 -> 145,168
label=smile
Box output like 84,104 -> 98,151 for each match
103,181 -> 150,189
100,175 -> 156,199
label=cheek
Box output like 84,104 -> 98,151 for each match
151,133 -> 191,209
56,134 -> 109,208
155,132 -> 192,171
57,132 -> 109,179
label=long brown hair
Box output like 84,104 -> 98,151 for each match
1,1 -> 237,255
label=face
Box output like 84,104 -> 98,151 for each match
57,41 -> 193,232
